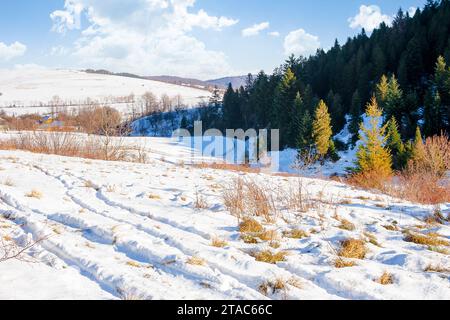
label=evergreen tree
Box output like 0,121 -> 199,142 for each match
412,126 -> 426,164
355,97 -> 392,178
272,68 -> 298,148
349,90 -> 362,145
386,116 -> 406,169
312,100 -> 333,162
423,89 -> 442,136
297,110 -> 313,149
376,75 -> 389,107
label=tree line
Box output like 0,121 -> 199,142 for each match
199,0 -> 450,157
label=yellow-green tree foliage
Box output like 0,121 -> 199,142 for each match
312,100 -> 333,158
356,96 -> 393,178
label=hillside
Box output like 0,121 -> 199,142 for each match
0,134 -> 449,300
0,68 -> 211,116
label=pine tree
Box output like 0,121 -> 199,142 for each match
355,96 -> 392,178
386,116 -> 406,169
423,89 -> 442,136
312,100 -> 333,162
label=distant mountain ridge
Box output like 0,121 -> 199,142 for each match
84,69 -> 248,90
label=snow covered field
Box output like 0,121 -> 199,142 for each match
0,136 -> 449,300
0,68 -> 211,116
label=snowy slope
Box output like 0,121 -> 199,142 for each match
0,138 -> 449,300
0,68 -> 211,115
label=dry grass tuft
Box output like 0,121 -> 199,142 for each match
283,229 -> 309,239
338,219 -> 356,231
2,178 -> 15,187
26,189 -> 43,199
187,256 -> 206,266
258,278 -> 287,296
425,265 -> 450,273
334,259 -> 357,268
377,272 -> 394,285
211,237 -> 228,248
196,162 -> 260,174
257,229 -> 279,242
382,224 -> 398,231
338,239 -> 367,259
404,231 -> 449,247
252,250 -> 288,264
126,261 -> 142,268
223,178 -> 276,223
148,193 -> 162,200
239,218 -> 264,234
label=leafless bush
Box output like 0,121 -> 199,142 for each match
0,235 -> 49,263
223,177 -> 276,223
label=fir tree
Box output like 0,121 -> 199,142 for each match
355,96 -> 392,178
386,116 -> 406,169
349,90 -> 362,145
312,100 -> 333,162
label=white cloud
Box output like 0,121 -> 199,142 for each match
50,46 -> 70,56
242,22 -> 270,37
268,31 -> 280,37
408,7 -> 418,17
0,41 -> 27,61
284,29 -> 320,57
348,5 -> 393,32
50,0 -> 239,79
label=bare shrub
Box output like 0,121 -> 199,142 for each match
1,235 -> 49,263
223,178 -> 276,223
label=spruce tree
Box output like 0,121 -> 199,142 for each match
355,96 -> 392,178
386,116 -> 406,169
312,100 -> 333,162
349,90 -> 362,145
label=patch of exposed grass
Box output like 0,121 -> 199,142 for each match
427,246 -> 450,255
334,259 -> 357,268
425,265 -> 450,273
211,237 -> 228,248
126,261 -> 142,268
382,224 -> 398,231
377,272 -> 394,285
26,189 -> 43,199
257,230 -> 279,242
404,231 -> 449,247
258,278 -> 287,296
239,218 -> 264,233
338,219 -> 356,231
148,193 -> 162,200
364,232 -> 382,247
252,250 -> 288,264
338,239 -> 367,259
187,256 -> 206,266
241,234 -> 259,244
283,229 -> 309,239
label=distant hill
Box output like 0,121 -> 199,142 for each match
85,69 -> 249,90
206,76 -> 249,89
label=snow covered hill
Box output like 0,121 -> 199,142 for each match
0,68 -> 211,116
0,138 -> 449,300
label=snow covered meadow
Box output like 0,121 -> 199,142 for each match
0,135 -> 449,300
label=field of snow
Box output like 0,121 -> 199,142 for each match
0,68 -> 211,116
0,136 -> 449,300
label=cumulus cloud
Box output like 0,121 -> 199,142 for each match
268,31 -> 280,37
284,29 -> 320,57
50,0 -> 239,79
348,5 -> 393,32
242,22 -> 270,37
0,41 -> 27,61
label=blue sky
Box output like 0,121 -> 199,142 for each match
0,0 -> 426,79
